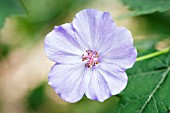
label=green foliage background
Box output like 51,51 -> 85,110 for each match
0,0 -> 170,113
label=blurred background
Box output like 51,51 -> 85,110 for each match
0,0 -> 170,113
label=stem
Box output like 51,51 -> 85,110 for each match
136,48 -> 170,62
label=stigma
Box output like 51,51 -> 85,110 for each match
82,50 -> 99,68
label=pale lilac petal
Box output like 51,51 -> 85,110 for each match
48,63 -> 91,103
100,27 -> 137,69
44,23 -> 84,64
85,69 -> 111,102
85,64 -> 127,102
72,9 -> 116,50
98,63 -> 128,95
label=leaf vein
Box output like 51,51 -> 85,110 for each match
153,96 -> 159,113
138,68 -> 170,113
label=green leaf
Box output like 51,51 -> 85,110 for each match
142,12 -> 170,35
113,51 -> 170,113
26,83 -> 46,110
0,0 -> 25,28
0,43 -> 10,61
119,0 -> 170,18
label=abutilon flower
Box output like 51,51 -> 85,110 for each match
44,9 -> 137,103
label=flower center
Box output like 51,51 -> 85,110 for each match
82,50 -> 99,68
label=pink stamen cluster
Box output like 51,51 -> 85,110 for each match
82,50 -> 99,68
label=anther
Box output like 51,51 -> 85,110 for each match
82,50 -> 99,68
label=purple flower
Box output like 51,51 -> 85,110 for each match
44,9 -> 137,103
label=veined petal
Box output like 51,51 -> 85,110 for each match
100,27 -> 137,69
85,69 -> 111,102
98,63 -> 128,95
72,9 -> 116,50
85,64 -> 127,102
48,63 -> 91,103
44,23 -> 84,64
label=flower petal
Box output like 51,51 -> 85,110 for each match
100,27 -> 137,69
44,23 -> 84,64
48,63 -> 91,103
72,9 -> 116,50
99,63 -> 128,95
85,69 -> 111,102
85,64 -> 127,102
